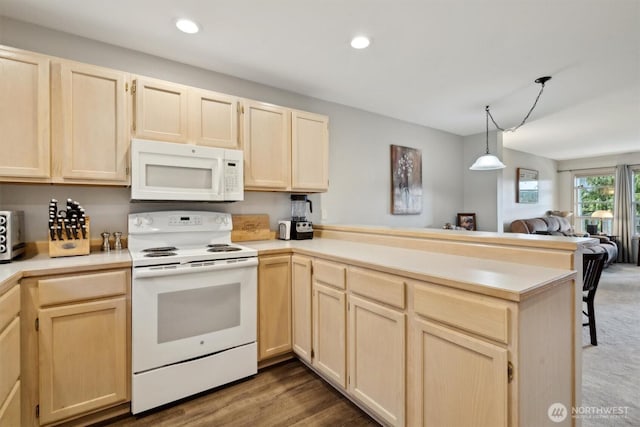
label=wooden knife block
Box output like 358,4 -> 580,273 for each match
49,217 -> 91,258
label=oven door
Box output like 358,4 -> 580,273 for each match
132,259 -> 257,373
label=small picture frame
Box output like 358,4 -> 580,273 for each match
517,168 -> 539,203
456,213 -> 476,231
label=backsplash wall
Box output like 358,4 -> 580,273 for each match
0,183 -> 314,242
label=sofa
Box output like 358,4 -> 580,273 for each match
509,216 -> 618,267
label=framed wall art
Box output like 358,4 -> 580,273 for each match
517,168 -> 539,203
390,145 -> 422,215
456,213 -> 476,230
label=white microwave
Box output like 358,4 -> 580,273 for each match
131,139 -> 244,201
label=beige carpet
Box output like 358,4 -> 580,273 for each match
581,263 -> 640,426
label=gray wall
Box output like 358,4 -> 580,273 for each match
501,148 -> 558,231
0,17 -> 465,242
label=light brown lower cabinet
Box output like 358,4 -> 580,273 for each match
288,259 -> 573,427
21,268 -> 131,426
348,295 -> 405,427
258,255 -> 292,361
0,381 -> 21,426
312,282 -> 346,388
38,298 -> 128,425
411,318 -> 508,427
291,255 -> 313,363
0,282 -> 21,427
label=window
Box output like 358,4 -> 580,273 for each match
633,168 -> 640,235
574,173 -> 615,234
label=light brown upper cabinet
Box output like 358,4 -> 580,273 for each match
292,110 -> 329,192
51,60 -> 130,184
241,101 -> 329,192
132,76 -> 240,148
189,88 -> 239,148
132,76 -> 189,143
0,46 -> 50,181
242,100 -> 291,190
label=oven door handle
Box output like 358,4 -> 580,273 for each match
133,257 -> 258,278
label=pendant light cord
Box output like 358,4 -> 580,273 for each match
485,106 -> 490,154
486,78 -> 549,133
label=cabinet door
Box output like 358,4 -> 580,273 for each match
133,76 -> 189,143
291,255 -> 312,363
0,317 -> 20,410
189,88 -> 239,148
291,111 -> 329,192
0,381 -> 20,427
38,297 -> 128,425
0,47 -> 50,180
51,61 -> 129,183
258,255 -> 292,361
412,319 -> 508,427
313,282 -> 346,388
349,295 -> 405,426
242,100 -> 291,190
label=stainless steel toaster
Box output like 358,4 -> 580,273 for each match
0,210 -> 25,262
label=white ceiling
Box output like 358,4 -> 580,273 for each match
1,0 -> 639,160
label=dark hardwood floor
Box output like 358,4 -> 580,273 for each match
102,359 -> 379,426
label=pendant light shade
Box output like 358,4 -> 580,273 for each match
469,153 -> 506,170
469,76 -> 551,171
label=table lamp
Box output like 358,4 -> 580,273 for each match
590,210 -> 613,234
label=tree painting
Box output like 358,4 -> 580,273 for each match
391,145 -> 422,214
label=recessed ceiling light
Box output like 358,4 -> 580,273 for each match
350,36 -> 370,49
176,19 -> 199,34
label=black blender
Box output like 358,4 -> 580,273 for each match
290,195 -> 313,240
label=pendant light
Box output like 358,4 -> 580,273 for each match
469,106 -> 507,170
470,76 -> 551,171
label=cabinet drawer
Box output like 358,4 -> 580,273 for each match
413,283 -> 509,344
0,285 -> 19,332
0,380 -> 20,427
39,269 -> 128,306
0,317 -> 20,407
313,259 -> 346,290
348,267 -> 405,309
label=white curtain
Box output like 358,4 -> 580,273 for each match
614,165 -> 633,262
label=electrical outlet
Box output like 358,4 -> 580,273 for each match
321,208 -> 328,220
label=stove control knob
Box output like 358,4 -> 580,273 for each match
142,215 -> 153,226
215,216 -> 222,224
223,216 -> 229,225
134,216 -> 143,227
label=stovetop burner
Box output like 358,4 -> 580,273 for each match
144,252 -> 178,257
207,246 -> 242,253
142,246 -> 178,252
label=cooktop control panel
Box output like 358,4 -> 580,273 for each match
168,215 -> 203,226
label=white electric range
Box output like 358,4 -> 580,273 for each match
128,211 -> 258,414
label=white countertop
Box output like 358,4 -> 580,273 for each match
245,238 -> 575,301
1,238 -> 575,302
0,250 -> 131,289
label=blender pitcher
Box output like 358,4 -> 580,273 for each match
291,195 -> 312,221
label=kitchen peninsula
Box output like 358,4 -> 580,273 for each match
1,226 -> 588,426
